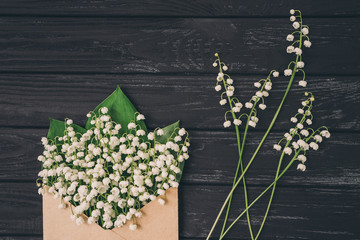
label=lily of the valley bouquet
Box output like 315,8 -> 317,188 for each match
207,9 -> 331,240
37,87 -> 189,240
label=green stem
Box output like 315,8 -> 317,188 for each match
219,122 -> 241,233
217,61 -> 254,239
219,73 -> 245,237
206,59 -> 298,240
220,125 -> 320,239
236,73 -> 274,240
219,154 -> 299,240
254,19 -> 304,240
238,114 -> 254,239
254,146 -> 287,240
220,113 -> 254,239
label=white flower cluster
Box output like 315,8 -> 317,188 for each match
37,107 -> 189,230
284,9 -> 311,87
213,53 -> 279,129
273,93 -> 330,171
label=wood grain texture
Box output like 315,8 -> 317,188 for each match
0,74 -> 359,131
0,18 -> 359,74
0,0 -> 359,17
0,183 -> 358,239
1,128 -> 359,188
0,237 -> 41,240
0,237 -> 43,240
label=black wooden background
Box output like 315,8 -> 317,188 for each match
0,1 -> 359,240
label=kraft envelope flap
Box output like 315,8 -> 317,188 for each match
43,187 -> 178,240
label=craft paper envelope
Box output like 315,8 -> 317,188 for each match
43,187 -> 179,240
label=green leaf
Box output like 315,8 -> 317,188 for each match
85,86 -> 147,134
155,121 -> 186,182
175,153 -> 186,183
47,118 -> 87,140
155,121 -> 180,144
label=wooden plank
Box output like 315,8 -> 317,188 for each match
0,236 -> 225,240
0,237 -> 42,240
0,238 -> 227,240
0,238 -> 243,240
0,238 -> 237,240
0,18 -> 359,74
0,0 -> 358,17
0,183 -> 358,239
0,74 -> 359,131
183,131 -> 360,187
0,236 -> 231,240
1,128 -> 359,187
181,185 -> 360,239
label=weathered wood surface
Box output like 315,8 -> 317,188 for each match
0,75 -> 359,131
0,237 -> 42,240
0,18 -> 359,74
0,0 -> 359,17
0,183 -> 359,239
1,128 -> 359,188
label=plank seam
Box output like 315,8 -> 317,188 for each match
1,71 -> 360,77
0,179 -> 358,189
0,126 -> 359,134
0,14 -> 359,18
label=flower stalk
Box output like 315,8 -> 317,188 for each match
206,9 -> 328,240
214,56 -> 255,238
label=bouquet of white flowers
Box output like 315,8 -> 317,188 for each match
37,86 -> 189,236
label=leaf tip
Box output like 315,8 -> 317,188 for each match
116,85 -> 122,92
174,120 -> 180,128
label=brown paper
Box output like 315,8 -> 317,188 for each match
43,187 -> 178,240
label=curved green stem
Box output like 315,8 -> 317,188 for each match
220,126 -> 321,239
238,121 -> 254,239
219,105 -> 243,236
254,19 -> 304,240
209,18 -> 304,236
206,59 -> 299,240
219,153 -> 299,240
254,146 -> 287,240
220,112 -> 254,239
217,63 -> 254,239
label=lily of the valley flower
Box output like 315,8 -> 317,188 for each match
38,107 -> 190,230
